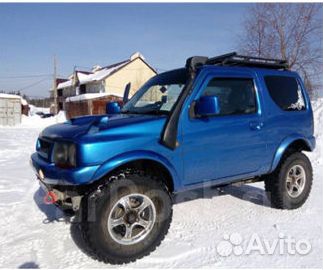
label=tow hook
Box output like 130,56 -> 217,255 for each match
43,191 -> 58,204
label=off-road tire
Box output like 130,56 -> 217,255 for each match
79,172 -> 173,264
264,152 -> 313,209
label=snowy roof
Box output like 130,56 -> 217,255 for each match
57,80 -> 73,89
65,92 -> 123,102
21,98 -> 28,106
56,52 -> 156,90
57,60 -> 130,90
56,71 -> 93,89
0,93 -> 22,99
0,93 -> 28,105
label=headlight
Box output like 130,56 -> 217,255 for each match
53,142 -> 76,168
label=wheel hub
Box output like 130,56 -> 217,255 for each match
124,210 -> 138,225
107,193 -> 156,245
286,164 -> 306,198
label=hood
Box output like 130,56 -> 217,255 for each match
40,114 -> 166,140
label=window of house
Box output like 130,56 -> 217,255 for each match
79,84 -> 86,95
201,78 -> 257,116
264,76 -> 305,111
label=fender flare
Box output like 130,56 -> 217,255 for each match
90,150 -> 180,189
271,134 -> 315,171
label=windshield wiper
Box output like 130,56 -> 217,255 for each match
139,110 -> 169,115
122,109 -> 168,115
121,110 -> 140,114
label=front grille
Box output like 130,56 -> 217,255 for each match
38,138 -> 53,161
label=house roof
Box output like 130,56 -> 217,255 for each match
0,93 -> 21,99
0,93 -> 28,105
100,59 -> 129,70
57,53 -> 155,90
65,92 -> 123,102
57,61 -> 129,89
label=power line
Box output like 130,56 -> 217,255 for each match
0,66 -> 165,80
0,74 -> 52,79
18,78 -> 51,91
27,95 -> 51,99
75,65 -> 93,70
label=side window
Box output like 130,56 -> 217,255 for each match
201,78 -> 257,116
264,76 -> 305,111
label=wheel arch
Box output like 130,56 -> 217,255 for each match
271,135 -> 315,172
91,150 -> 179,192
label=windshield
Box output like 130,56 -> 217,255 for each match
122,68 -> 187,115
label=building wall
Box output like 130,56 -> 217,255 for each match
104,58 -> 156,98
55,57 -> 156,111
64,95 -> 122,119
0,97 -> 21,126
86,82 -> 105,94
64,86 -> 77,97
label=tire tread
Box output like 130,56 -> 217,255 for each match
264,151 -> 313,209
79,169 -> 173,264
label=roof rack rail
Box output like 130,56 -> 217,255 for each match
205,52 -> 289,70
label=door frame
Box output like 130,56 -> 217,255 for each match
177,68 -> 267,190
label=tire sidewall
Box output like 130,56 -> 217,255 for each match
278,153 -> 313,209
87,177 -> 172,260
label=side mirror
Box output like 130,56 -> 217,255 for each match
194,95 -> 220,117
106,102 -> 121,114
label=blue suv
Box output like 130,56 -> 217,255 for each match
31,52 -> 315,264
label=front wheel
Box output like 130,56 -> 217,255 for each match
80,173 -> 173,264
264,152 -> 313,209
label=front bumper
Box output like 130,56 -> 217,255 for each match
30,152 -> 100,186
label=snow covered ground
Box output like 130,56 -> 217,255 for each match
0,104 -> 322,268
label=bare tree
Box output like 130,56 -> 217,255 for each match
239,3 -> 323,95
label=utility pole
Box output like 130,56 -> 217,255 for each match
53,55 -> 57,114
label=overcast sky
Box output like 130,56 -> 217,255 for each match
0,3 -> 247,97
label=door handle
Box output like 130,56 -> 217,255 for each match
249,121 -> 264,130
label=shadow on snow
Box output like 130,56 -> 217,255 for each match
33,182 -> 271,260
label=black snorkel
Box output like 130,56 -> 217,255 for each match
160,56 -> 208,150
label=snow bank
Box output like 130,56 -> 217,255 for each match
29,105 -> 50,116
21,98 -> 28,106
56,110 -> 67,123
0,98 -> 322,268
19,111 -> 67,129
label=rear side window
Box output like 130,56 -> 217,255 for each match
201,78 -> 257,116
264,76 -> 305,111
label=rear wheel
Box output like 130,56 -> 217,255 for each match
264,152 -> 313,209
80,173 -> 173,264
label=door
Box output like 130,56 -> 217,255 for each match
182,73 -> 267,185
